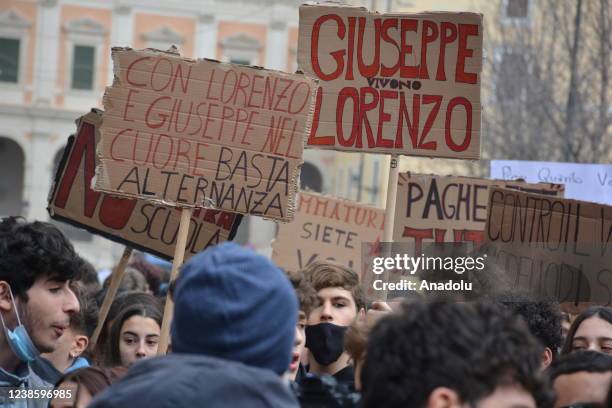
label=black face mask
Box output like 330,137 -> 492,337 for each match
305,323 -> 347,366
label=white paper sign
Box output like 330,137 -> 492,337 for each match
490,160 -> 612,205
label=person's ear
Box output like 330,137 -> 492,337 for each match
541,347 -> 553,370
70,335 -> 89,359
0,281 -> 13,313
427,387 -> 463,408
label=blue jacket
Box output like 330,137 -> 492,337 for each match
89,353 -> 300,408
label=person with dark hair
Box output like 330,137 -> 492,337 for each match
128,252 -> 163,296
32,283 -> 98,383
49,366 -> 127,408
301,261 -> 366,387
103,297 -> 162,367
550,350 -> 612,408
0,217 -> 82,406
102,267 -> 150,294
285,270 -> 318,382
92,291 -> 161,364
361,301 -> 552,408
75,259 -> 101,298
496,293 -> 563,369
89,242 -> 300,408
562,306 -> 612,356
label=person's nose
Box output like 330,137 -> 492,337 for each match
320,302 -> 333,322
63,286 -> 80,315
136,341 -> 147,358
295,327 -> 304,346
587,342 -> 600,352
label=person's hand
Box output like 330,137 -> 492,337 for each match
365,301 -> 392,325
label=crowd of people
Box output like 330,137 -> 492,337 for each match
1,216 -> 611,407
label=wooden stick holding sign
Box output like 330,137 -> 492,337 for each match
380,154 -> 400,302
90,246 -> 133,347
157,207 -> 193,355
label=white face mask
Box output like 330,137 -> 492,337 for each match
0,286 -> 40,363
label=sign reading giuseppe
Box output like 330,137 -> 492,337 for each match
93,48 -> 317,222
48,111 -> 242,261
484,187 -> 612,305
272,192 -> 384,276
393,173 -> 565,253
298,5 -> 483,158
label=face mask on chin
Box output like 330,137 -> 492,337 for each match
0,285 -> 40,363
305,322 -> 348,366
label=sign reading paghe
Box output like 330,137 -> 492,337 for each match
298,5 -> 483,159
94,48 -> 317,222
393,173 -> 565,253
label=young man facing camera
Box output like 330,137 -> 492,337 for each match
0,217 -> 83,407
301,261 -> 366,386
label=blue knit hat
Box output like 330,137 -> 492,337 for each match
171,242 -> 298,375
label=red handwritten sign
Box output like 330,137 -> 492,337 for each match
94,48 -> 317,222
48,110 -> 242,260
298,5 -> 483,158
272,192 -> 384,277
393,173 -> 565,253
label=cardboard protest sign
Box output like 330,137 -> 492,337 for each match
93,48 -> 317,222
48,110 -> 242,261
298,5 -> 483,159
393,173 -> 565,253
272,192 -> 384,277
484,187 -> 612,305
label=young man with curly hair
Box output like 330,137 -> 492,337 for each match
496,293 -> 563,369
0,217 -> 82,407
361,301 -> 553,408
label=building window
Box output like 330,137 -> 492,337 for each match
0,38 -> 20,83
221,33 -> 261,66
0,10 -> 30,86
505,0 -> 529,18
497,51 -> 527,102
0,137 -> 24,217
230,59 -> 250,66
63,18 -> 106,94
300,162 -> 323,193
71,45 -> 95,90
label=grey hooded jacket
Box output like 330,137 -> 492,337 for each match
89,353 -> 300,408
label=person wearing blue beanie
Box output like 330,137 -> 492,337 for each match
171,241 -> 299,375
89,242 -> 301,408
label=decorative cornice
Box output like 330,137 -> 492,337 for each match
142,26 -> 185,45
198,13 -> 215,24
0,10 -> 32,30
114,5 -> 132,15
220,33 -> 262,50
63,18 -> 107,36
39,0 -> 58,8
